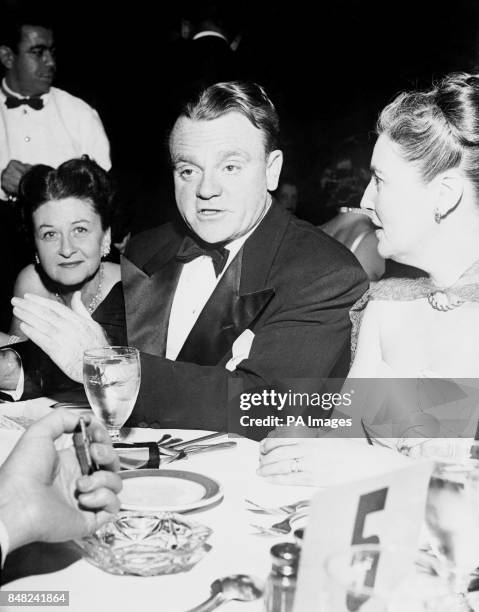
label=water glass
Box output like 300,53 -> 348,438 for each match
83,346 -> 141,441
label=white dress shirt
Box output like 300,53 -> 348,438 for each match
166,230 -> 252,360
0,79 -> 111,197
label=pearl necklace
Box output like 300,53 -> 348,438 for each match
55,263 -> 104,314
427,289 -> 464,311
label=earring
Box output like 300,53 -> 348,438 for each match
434,209 -> 443,224
101,243 -> 111,258
34,253 -> 40,264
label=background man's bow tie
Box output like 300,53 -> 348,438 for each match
176,235 -> 229,277
4,95 -> 44,110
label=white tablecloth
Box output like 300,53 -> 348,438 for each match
0,405 -> 320,612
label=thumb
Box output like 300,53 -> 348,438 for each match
71,290 -> 92,319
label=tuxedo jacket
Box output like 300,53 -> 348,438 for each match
122,204 -> 368,431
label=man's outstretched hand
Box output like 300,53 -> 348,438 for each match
12,291 -> 109,382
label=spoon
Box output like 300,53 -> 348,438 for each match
187,575 -> 263,612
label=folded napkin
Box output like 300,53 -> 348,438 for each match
114,442 -> 161,469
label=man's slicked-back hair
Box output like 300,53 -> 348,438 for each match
179,81 -> 280,154
0,9 -> 54,51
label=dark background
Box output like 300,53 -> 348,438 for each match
3,0 -> 479,227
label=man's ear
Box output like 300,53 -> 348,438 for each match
433,169 -> 464,219
0,45 -> 15,70
266,150 -> 283,191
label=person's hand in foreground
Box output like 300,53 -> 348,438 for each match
0,409 -> 121,553
12,291 -> 109,382
1,160 -> 32,196
257,431 -> 411,486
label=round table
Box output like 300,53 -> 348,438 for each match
1,427 -> 319,612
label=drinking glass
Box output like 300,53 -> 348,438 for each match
399,438 -> 479,598
425,461 -> 479,598
83,346 -> 141,441
324,544 -> 460,611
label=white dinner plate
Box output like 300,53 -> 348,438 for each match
119,469 -> 223,512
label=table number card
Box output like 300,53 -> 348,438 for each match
293,460 -> 433,612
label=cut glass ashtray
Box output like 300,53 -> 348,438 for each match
75,511 -> 212,576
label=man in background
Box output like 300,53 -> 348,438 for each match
0,11 -> 111,329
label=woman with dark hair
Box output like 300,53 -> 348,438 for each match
2,157 -> 124,345
259,73 -> 479,483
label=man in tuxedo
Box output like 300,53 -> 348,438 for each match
8,81 -> 368,432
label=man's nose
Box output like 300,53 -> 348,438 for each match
43,50 -> 56,68
58,235 -> 75,257
197,171 -> 221,199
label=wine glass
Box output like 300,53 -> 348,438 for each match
399,438 -> 479,606
425,461 -> 479,601
83,346 -> 141,441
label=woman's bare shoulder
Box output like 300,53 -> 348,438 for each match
13,264 -> 48,297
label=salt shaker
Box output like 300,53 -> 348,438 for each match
263,542 -> 300,612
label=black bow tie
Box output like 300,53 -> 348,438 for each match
4,95 -> 44,110
176,235 -> 229,277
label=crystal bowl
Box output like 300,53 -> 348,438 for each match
75,511 -> 213,576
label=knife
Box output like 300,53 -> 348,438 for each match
50,401 -> 91,409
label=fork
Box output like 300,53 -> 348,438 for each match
157,435 -> 184,448
245,498 -> 310,515
250,509 -> 309,535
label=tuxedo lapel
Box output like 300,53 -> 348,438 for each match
239,202 -> 290,295
121,238 -> 182,357
176,250 -> 274,365
177,204 -> 289,365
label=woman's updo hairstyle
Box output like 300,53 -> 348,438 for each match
19,156 -> 114,237
377,72 -> 479,191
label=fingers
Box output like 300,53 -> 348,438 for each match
13,305 -> 55,337
87,418 -> 120,471
90,441 -> 120,472
26,408 -> 85,441
258,443 -> 305,478
12,293 -> 79,325
260,437 -> 302,455
87,417 -> 111,444
1,160 -> 28,193
259,443 -> 302,466
77,470 -> 122,495
77,471 -> 122,514
77,487 -> 121,515
12,296 -> 74,352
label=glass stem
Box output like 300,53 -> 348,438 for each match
107,426 -> 121,442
